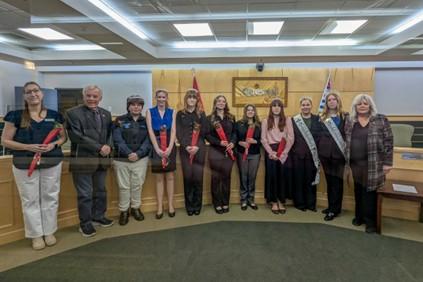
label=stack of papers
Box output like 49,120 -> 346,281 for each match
392,184 -> 418,194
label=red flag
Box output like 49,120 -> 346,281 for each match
192,74 -> 205,112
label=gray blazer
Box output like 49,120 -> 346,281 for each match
66,105 -> 112,173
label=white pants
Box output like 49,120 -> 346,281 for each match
13,163 -> 62,238
113,157 -> 149,211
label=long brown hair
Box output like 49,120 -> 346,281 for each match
267,98 -> 286,131
241,104 -> 260,127
21,81 -> 46,128
183,88 -> 202,118
320,91 -> 345,120
210,95 -> 234,123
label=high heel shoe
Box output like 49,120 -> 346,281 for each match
168,211 -> 176,217
155,213 -> 163,219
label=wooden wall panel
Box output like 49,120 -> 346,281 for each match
152,67 -> 374,119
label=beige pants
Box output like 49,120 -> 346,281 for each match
113,157 -> 149,211
13,163 -> 62,238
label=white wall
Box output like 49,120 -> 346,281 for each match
42,72 -> 152,115
0,60 -> 41,115
374,69 -> 423,115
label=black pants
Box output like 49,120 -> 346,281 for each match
180,147 -> 205,213
353,182 -> 377,227
264,144 -> 287,203
236,152 -> 260,204
209,151 -> 234,207
292,155 -> 317,210
321,157 -> 345,214
72,169 -> 107,228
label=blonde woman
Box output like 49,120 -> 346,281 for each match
345,94 -> 393,233
146,89 -> 177,219
318,92 -> 349,221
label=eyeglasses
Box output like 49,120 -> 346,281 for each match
24,88 -> 41,95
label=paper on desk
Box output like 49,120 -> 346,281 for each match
392,184 -> 418,194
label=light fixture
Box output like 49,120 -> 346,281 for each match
53,44 -> 105,51
249,21 -> 284,35
100,42 -> 124,45
88,0 -> 148,39
172,39 -> 358,49
24,61 -> 36,70
18,28 -> 73,40
173,23 -> 213,37
392,10 -> 423,34
412,49 -> 423,55
321,20 -> 367,34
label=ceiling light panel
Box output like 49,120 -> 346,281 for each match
53,44 -> 105,51
249,21 -> 284,35
324,20 -> 367,34
173,23 -> 213,37
18,28 -> 73,40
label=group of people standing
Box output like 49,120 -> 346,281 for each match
1,81 -> 393,250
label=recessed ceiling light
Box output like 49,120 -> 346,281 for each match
18,28 -> 73,40
321,20 -> 367,34
24,61 -> 36,70
172,39 -> 358,49
249,21 -> 284,35
392,10 -> 423,34
53,44 -> 105,51
173,23 -> 213,37
88,0 -> 148,40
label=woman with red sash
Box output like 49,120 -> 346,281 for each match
206,95 -> 236,214
176,89 -> 207,216
146,89 -> 177,219
261,98 -> 294,214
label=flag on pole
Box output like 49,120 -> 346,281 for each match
192,69 -> 205,112
318,72 -> 332,114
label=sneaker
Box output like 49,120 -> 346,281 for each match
79,224 -> 96,237
32,237 -> 46,250
44,234 -> 57,246
92,217 -> 114,227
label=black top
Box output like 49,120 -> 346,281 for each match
318,114 -> 347,159
176,110 -> 208,149
4,109 -> 64,169
350,122 -> 369,165
234,120 -> 261,155
112,113 -> 151,161
291,114 -> 320,159
206,114 -> 236,157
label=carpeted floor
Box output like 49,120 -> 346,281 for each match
1,221 -> 422,282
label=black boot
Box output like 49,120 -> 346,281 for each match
130,208 -> 145,221
119,210 -> 129,226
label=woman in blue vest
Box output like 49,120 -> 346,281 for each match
146,89 -> 177,219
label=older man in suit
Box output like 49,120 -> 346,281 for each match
66,85 -> 113,237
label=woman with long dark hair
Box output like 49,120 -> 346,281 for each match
206,95 -> 236,214
146,89 -> 177,219
261,98 -> 294,214
1,81 -> 67,250
235,104 -> 261,210
176,89 -> 208,216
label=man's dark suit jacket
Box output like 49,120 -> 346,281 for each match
66,105 -> 112,173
